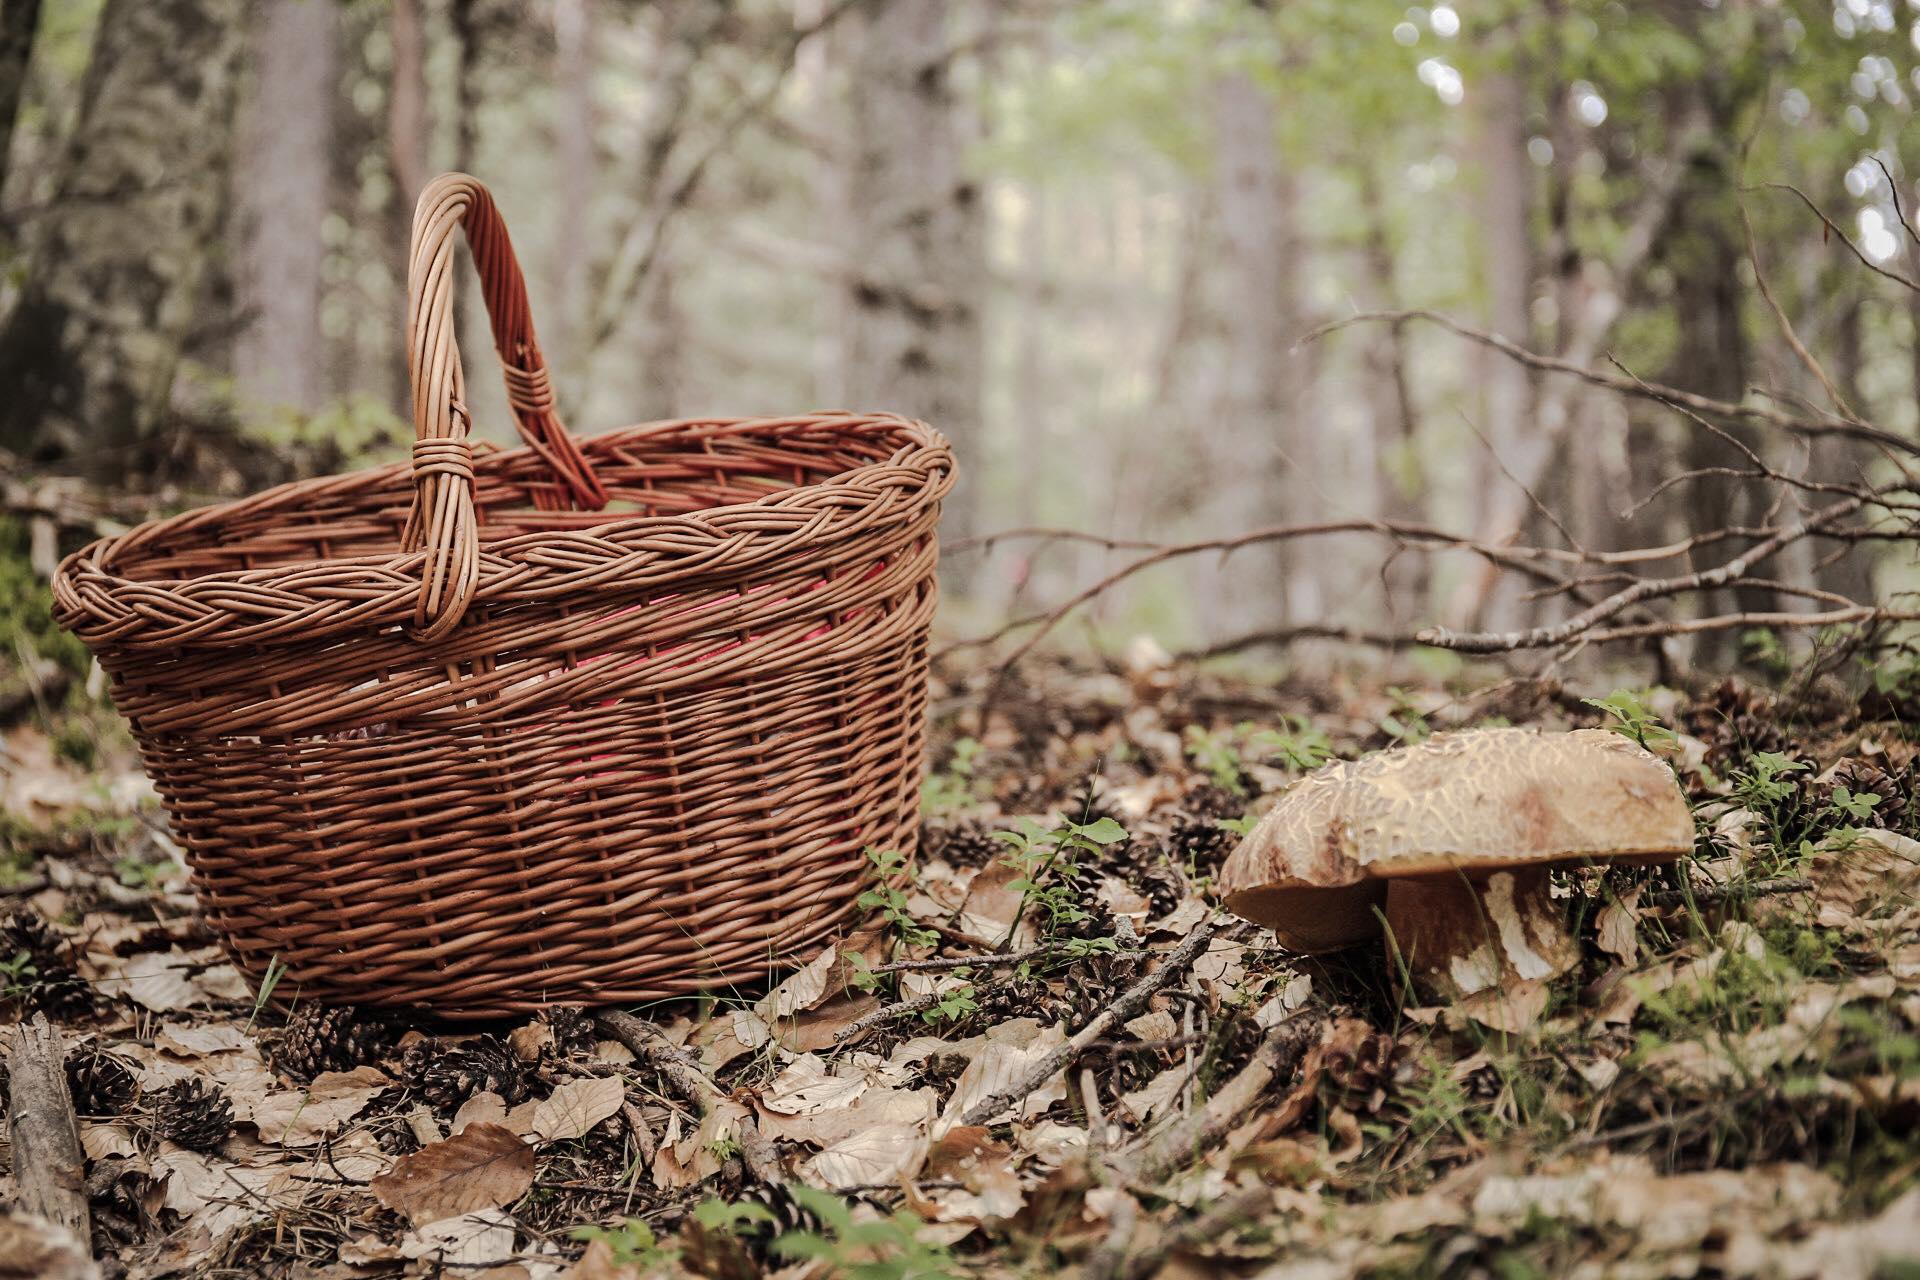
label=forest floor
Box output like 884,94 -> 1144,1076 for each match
0,641 -> 1917,1279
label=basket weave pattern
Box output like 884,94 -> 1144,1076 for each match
51,176 -> 954,1015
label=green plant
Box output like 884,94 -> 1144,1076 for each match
569,1217 -> 679,1271
1741,627 -> 1794,681
113,854 -> 180,891
1247,715 -> 1334,772
693,1197 -> 778,1234
1729,751 -> 1808,856
246,954 -> 288,1034
920,979 -> 978,1024
921,737 -> 983,814
1378,687 -> 1431,743
859,847 -> 938,951
994,814 -> 1127,948
1184,724 -> 1250,794
1582,689 -> 1676,751
773,1184 -> 963,1280
0,949 -> 37,1003
1217,814 -> 1257,837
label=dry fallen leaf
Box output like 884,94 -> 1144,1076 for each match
248,1066 -> 389,1146
756,946 -> 840,1021
530,1076 -> 626,1143
371,1123 -> 535,1226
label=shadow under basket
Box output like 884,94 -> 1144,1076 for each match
50,174 -> 954,1017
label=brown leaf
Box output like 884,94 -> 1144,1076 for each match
371,1123 -> 534,1226
530,1076 -> 625,1143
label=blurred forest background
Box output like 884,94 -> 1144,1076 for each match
3,0 -> 1919,666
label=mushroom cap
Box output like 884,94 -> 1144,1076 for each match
1217,727 -> 1694,950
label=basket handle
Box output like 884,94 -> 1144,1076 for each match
401,173 -> 608,640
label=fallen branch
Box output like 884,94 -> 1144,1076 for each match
835,991 -> 946,1041
1642,876 -> 1813,909
594,1011 -> 726,1116
957,920 -> 1219,1126
1302,309 -> 1920,459
1418,495 -> 1869,653
1120,1011 -> 1325,1185
866,943 -> 1145,975
1118,1185 -> 1272,1280
8,1016 -> 91,1245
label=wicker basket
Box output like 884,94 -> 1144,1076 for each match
51,174 -> 954,1016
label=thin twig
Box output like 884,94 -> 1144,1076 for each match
956,921 -> 1219,1126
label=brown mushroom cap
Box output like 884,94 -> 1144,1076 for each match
1216,727 -> 1694,951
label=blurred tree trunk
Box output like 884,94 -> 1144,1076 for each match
232,0 -> 334,413
550,0 -> 595,369
1662,155 -> 1772,653
1813,288 -> 1874,605
840,0 -> 984,583
0,0 -> 246,471
386,0 -> 428,410
0,0 -> 40,195
1469,70 -> 1535,530
1212,70 -> 1309,628
1358,160 -> 1427,619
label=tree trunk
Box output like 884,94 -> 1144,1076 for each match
232,0 -> 334,413
1662,154 -> 1771,657
550,0 -> 595,369
0,0 -> 247,471
839,0 -> 984,584
0,0 -> 41,196
1358,160 -> 1428,619
1211,70 -> 1309,630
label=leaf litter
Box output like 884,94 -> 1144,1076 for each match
0,655 -> 1913,1276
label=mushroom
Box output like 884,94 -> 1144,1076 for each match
1216,728 -> 1693,998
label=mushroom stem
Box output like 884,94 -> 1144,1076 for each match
1382,867 -> 1577,1000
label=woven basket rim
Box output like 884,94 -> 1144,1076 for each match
54,410 -> 953,652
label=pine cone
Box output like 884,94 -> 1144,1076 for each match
1683,678 -> 1789,765
154,1079 -> 233,1153
922,819 -> 1004,869
270,1005 -> 394,1082
540,1007 -> 596,1060
1166,813 -> 1237,876
967,976 -> 1075,1029
1815,757 -> 1917,833
0,910 -> 94,1018
67,1047 -> 138,1117
404,1035 -> 535,1112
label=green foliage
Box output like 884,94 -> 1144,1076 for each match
692,1197 -> 777,1234
1740,628 -> 1794,681
1246,715 -> 1335,772
1186,717 -> 1335,796
0,950 -> 37,1003
569,1218 -> 678,1271
919,980 -> 979,1025
920,737 -> 983,814
246,955 -> 288,1034
773,1185 -> 963,1280
858,848 -> 937,952
1183,724 -> 1249,795
0,519 -> 90,677
1582,689 -> 1676,751
994,814 -> 1127,949
1377,687 -> 1430,744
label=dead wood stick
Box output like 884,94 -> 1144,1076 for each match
957,921 -> 1217,1127
868,944 -> 1147,975
1119,1184 -> 1273,1280
836,990 -> 945,1042
7,1015 -> 91,1244
1121,1012 -> 1324,1186
595,1011 -> 726,1116
1641,876 -> 1813,909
